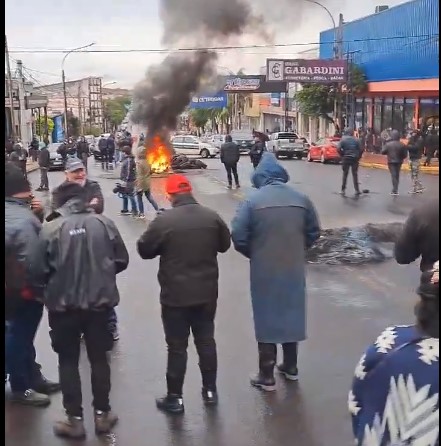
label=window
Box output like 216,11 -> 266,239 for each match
392,98 -> 405,134
373,98 -> 382,134
404,98 -> 416,132
382,98 -> 393,130
184,137 -> 197,144
173,137 -> 183,144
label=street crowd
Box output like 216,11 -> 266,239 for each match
4,129 -> 439,444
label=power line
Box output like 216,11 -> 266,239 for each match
8,34 -> 439,54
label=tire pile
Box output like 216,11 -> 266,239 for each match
171,154 -> 207,170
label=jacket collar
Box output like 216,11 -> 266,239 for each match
5,197 -> 31,207
172,193 -> 198,208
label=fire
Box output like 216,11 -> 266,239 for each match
145,135 -> 172,174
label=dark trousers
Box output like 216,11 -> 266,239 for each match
424,148 -> 436,166
224,163 -> 239,186
39,167 -> 49,188
80,152 -> 88,173
161,303 -> 217,396
5,300 -> 44,392
101,151 -> 109,170
48,310 -> 113,417
388,163 -> 402,194
108,308 -> 118,331
19,160 -> 27,180
136,190 -> 160,213
258,342 -> 298,376
341,158 -> 360,193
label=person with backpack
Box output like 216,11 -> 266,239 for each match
119,146 -> 138,216
98,135 -> 109,171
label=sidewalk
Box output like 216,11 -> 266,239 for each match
26,160 -> 39,173
359,153 -> 439,175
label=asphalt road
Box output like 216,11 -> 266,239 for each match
5,158 -> 438,446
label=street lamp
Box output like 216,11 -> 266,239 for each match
102,81 -> 117,88
304,0 -> 337,58
62,42 -> 95,138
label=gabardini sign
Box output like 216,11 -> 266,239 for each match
266,59 -> 348,83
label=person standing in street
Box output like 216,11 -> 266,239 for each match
107,134 -> 116,170
406,130 -> 425,194
98,135 -> 109,171
249,134 -> 265,169
338,128 -> 363,196
394,197 -> 439,273
119,146 -> 138,216
32,182 -> 129,439
231,153 -> 320,391
220,134 -> 241,189
75,136 -> 90,173
36,142 -> 50,191
135,145 -> 161,219
5,162 -> 60,407
424,127 -> 439,167
137,174 -> 231,414
382,129 -> 408,195
9,142 -> 29,179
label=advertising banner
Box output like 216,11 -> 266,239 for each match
52,115 -> 65,143
267,59 -> 348,83
189,92 -> 227,109
221,75 -> 286,93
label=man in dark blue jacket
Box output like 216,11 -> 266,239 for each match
338,128 -> 363,196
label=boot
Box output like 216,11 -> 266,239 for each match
94,411 -> 119,434
250,343 -> 276,392
53,415 -> 86,439
155,394 -> 185,414
202,388 -> 218,406
277,343 -> 299,381
32,375 -> 61,395
11,389 -> 51,407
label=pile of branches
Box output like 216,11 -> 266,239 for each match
171,154 -> 207,170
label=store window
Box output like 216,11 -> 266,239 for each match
392,98 -> 405,134
354,98 -> 365,130
404,98 -> 416,133
382,98 -> 393,130
419,98 -> 439,124
373,98 -> 382,134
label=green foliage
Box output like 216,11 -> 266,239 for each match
349,64 -> 367,94
67,111 -> 80,137
103,96 -> 131,129
83,126 -> 102,137
189,109 -> 210,131
295,84 -> 335,117
35,116 -> 54,136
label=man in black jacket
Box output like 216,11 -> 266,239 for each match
249,134 -> 265,168
5,162 -> 60,407
220,134 -> 241,189
382,130 -> 408,195
394,198 -> 439,272
98,135 -> 109,170
51,157 -> 104,214
36,143 -> 51,191
75,136 -> 90,172
33,182 -> 129,439
137,174 -> 231,414
338,128 -> 363,196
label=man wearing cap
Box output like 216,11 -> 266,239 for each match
5,162 -> 60,407
137,174 -> 231,414
51,157 -> 104,215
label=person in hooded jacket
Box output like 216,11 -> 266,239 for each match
36,142 -> 50,191
32,182 -> 129,439
75,136 -> 90,173
249,134 -> 266,169
220,134 -> 241,189
9,142 -> 29,179
382,129 -> 408,195
98,135 -> 109,171
406,130 -> 425,194
119,146 -> 138,216
231,153 -> 321,391
338,128 -> 363,196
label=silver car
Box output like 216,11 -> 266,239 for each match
171,135 -> 219,158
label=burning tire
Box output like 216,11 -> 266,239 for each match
200,149 -> 210,159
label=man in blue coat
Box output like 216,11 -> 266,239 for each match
231,152 -> 320,391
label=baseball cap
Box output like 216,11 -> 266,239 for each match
65,157 -> 85,172
165,174 -> 192,195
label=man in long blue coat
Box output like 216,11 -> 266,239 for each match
231,152 -> 320,391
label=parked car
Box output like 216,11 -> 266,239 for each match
230,131 -> 254,154
170,135 -> 219,158
209,134 -> 227,149
266,132 -> 306,159
47,143 -> 65,171
306,137 -> 342,164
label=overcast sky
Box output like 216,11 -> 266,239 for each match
6,0 -> 407,89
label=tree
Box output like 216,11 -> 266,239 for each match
103,96 -> 131,130
35,116 -> 54,137
295,84 -> 336,118
67,111 -> 80,137
189,109 -> 210,134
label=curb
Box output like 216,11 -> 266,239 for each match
359,161 -> 439,176
26,164 -> 40,173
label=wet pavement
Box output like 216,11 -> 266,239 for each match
5,158 -> 438,446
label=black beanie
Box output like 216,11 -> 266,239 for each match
55,182 -> 88,208
5,162 -> 31,197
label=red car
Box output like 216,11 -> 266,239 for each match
307,137 -> 342,164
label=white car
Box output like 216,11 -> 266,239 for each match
209,134 -> 227,149
171,135 -> 219,158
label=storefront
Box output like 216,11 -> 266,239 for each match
320,0 -> 439,136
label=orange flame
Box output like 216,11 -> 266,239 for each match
146,135 -> 172,174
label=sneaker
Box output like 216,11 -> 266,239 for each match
276,364 -> 299,381
157,208 -> 166,215
136,213 -> 146,219
35,187 -> 44,192
118,210 -> 130,216
227,184 -> 232,190
340,190 -> 346,196
111,328 -> 120,342
249,373 -> 276,392
155,394 -> 185,414
32,376 -> 61,395
53,415 -> 86,439
235,184 -> 241,189
390,192 -> 399,196
354,191 -> 361,197
94,410 -> 119,435
11,389 -> 51,407
202,389 -> 218,406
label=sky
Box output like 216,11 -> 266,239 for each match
6,0 -> 407,89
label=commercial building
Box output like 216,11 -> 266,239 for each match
320,0 -> 439,135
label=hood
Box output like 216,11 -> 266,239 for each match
390,130 -> 401,141
58,197 -> 90,216
251,152 -> 289,189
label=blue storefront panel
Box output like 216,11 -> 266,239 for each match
319,0 -> 439,82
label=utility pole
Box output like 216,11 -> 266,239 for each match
5,35 -> 17,139
333,13 -> 344,133
78,84 -> 83,135
62,70 -> 69,138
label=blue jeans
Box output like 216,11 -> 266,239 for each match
5,300 -> 44,392
136,190 -> 159,213
122,193 -> 138,213
108,308 -> 118,332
